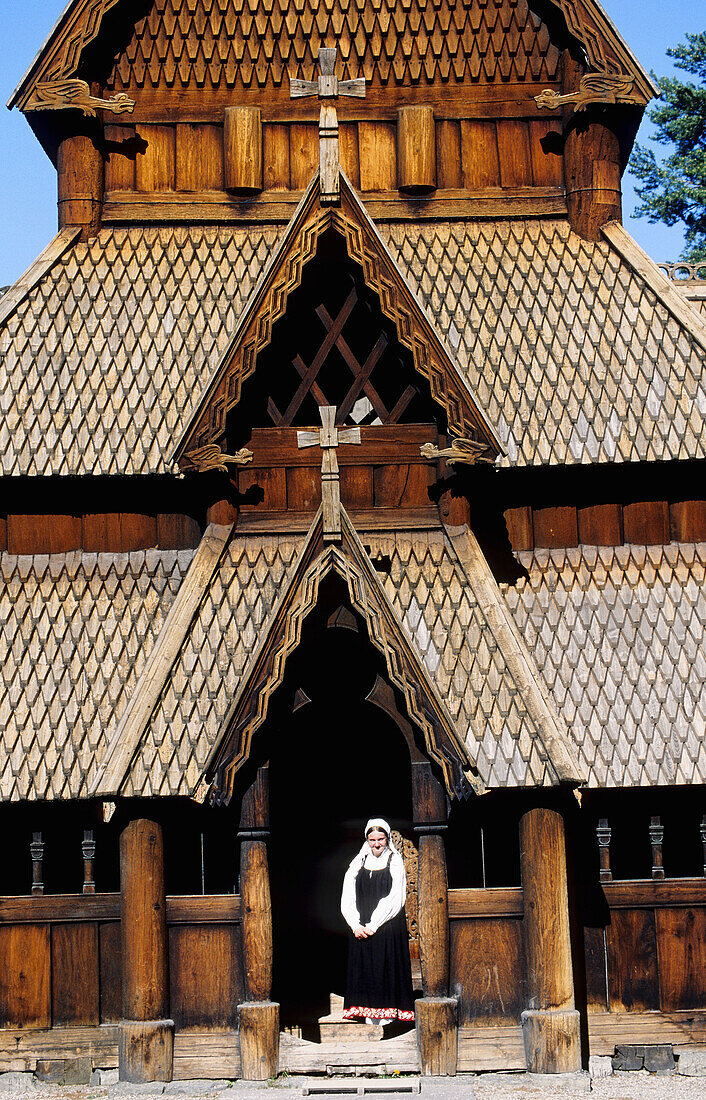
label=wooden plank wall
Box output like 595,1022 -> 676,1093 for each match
105,119 -> 562,196
0,513 -> 202,555
0,896 -> 243,1034
505,499 -> 706,551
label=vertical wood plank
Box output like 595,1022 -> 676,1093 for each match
417,833 -> 449,997
656,908 -> 706,1011
528,120 -> 563,187
533,506 -> 578,549
504,506 -> 533,551
157,514 -> 202,550
169,925 -> 240,1029
120,819 -> 169,1021
578,503 -> 622,546
99,922 -> 123,1024
176,123 -> 224,191
7,515 -> 81,554
339,466 -> 373,509
373,464 -> 434,508
583,926 -> 609,1013
51,923 -> 100,1026
289,124 -> 318,190
0,925 -> 51,1028
83,513 -> 158,552
136,125 -> 176,192
104,125 -> 137,191
435,121 -> 462,189
605,909 -> 659,1011
358,122 -> 397,191
622,501 -> 670,545
460,121 -> 500,189
262,124 -> 290,190
450,918 -> 524,1025
0,516 -> 6,551
338,122 -> 360,189
670,500 -> 706,542
285,467 -> 320,511
497,121 -> 533,188
238,468 -> 287,511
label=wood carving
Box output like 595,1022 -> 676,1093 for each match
420,438 -> 495,466
25,79 -> 135,117
290,47 -> 365,205
207,507 -> 481,806
391,830 -> 419,953
296,405 -> 361,542
535,73 -> 640,113
181,444 -> 253,473
173,175 -> 501,466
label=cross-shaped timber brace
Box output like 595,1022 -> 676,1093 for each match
290,48 -> 366,205
297,405 -> 361,541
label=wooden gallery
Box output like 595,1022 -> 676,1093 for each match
0,0 -> 705,1083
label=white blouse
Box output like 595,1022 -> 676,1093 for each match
340,849 -> 407,933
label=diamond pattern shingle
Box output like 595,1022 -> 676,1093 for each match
502,542 -> 706,787
0,225 -> 281,477
106,0 -> 559,91
0,548 -> 194,801
382,219 -> 706,466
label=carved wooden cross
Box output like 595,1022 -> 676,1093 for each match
290,48 -> 366,205
297,405 -> 361,542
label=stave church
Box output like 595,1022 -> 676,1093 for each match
1,0 -> 705,1081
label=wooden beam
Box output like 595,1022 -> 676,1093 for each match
0,893 -> 241,925
519,808 -> 580,1073
91,523 -> 233,797
119,820 -> 172,1083
236,507 -> 442,534
448,887 -> 524,920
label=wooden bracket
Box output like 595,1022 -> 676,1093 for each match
535,72 -> 641,114
26,78 -> 135,117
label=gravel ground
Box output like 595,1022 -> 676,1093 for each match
1,1072 -> 705,1100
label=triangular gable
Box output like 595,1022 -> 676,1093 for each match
205,505 -> 483,803
172,172 -> 503,466
9,0 -> 655,111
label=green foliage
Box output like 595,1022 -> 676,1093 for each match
629,31 -> 706,261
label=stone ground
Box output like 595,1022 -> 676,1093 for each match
2,1068 -> 706,1100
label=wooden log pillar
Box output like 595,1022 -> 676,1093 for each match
519,807 -> 580,1074
57,117 -> 103,240
225,107 -> 263,194
238,765 -> 279,1080
413,761 -> 456,1075
119,819 -> 173,1083
397,106 -> 436,195
562,56 -> 622,240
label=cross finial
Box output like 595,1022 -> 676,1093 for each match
297,405 -> 361,542
290,48 -> 366,205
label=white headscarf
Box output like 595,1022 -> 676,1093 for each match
350,817 -> 401,869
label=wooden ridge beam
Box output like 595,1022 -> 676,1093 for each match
90,523 -> 233,797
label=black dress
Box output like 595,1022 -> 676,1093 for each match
343,851 -> 415,1022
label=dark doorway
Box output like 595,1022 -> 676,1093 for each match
263,576 -> 413,1039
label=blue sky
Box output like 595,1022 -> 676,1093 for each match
0,0 -> 703,286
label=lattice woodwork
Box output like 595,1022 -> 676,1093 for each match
175,177 -> 500,464
106,0 -> 561,91
208,509 -> 479,805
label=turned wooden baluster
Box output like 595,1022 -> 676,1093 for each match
82,829 -> 96,894
30,832 -> 44,896
650,816 -> 665,880
596,818 -> 612,883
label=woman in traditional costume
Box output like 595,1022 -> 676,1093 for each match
340,818 -> 415,1025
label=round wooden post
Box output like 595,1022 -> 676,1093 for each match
119,819 -> 173,1082
519,807 -> 580,1073
397,106 -> 436,194
238,765 -> 279,1080
562,56 -> 622,240
413,761 -> 456,1075
57,118 -> 103,240
224,106 -> 263,194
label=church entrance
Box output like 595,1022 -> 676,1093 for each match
263,576 -> 413,1040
